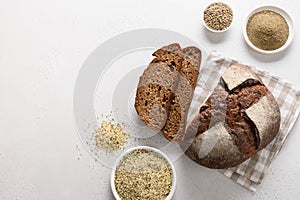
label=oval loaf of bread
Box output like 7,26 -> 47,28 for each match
183,64 -> 281,169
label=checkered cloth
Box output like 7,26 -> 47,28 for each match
187,51 -> 300,192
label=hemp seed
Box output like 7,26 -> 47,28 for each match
95,121 -> 129,153
114,149 -> 173,200
203,2 -> 233,31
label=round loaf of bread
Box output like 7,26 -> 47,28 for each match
183,64 -> 281,169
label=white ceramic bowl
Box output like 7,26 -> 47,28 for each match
111,146 -> 176,200
202,2 -> 233,33
243,5 -> 295,54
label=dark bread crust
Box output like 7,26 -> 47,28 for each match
225,84 -> 269,155
184,64 -> 281,169
153,43 -> 182,57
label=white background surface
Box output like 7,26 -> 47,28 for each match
0,0 -> 300,199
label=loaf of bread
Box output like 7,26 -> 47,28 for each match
183,64 -> 281,169
134,43 -> 202,141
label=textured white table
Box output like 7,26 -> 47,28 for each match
1,0 -> 299,199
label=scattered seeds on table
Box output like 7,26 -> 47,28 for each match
95,120 -> 129,154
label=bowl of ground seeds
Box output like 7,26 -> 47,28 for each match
203,2 -> 233,33
243,6 -> 295,54
111,146 -> 176,200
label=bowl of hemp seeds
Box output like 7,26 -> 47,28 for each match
203,2 -> 233,33
243,5 -> 295,54
111,146 -> 176,200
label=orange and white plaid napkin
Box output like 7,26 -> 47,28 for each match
187,51 -> 300,192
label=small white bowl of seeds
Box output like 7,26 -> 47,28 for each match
111,146 -> 176,200
203,2 -> 233,33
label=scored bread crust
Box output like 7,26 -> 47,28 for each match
185,122 -> 245,169
183,64 -> 281,169
221,64 -> 261,91
134,43 -> 202,140
245,93 -> 281,149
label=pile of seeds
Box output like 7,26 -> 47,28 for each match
246,10 -> 289,51
114,149 -> 173,200
95,121 -> 129,153
203,2 -> 233,31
